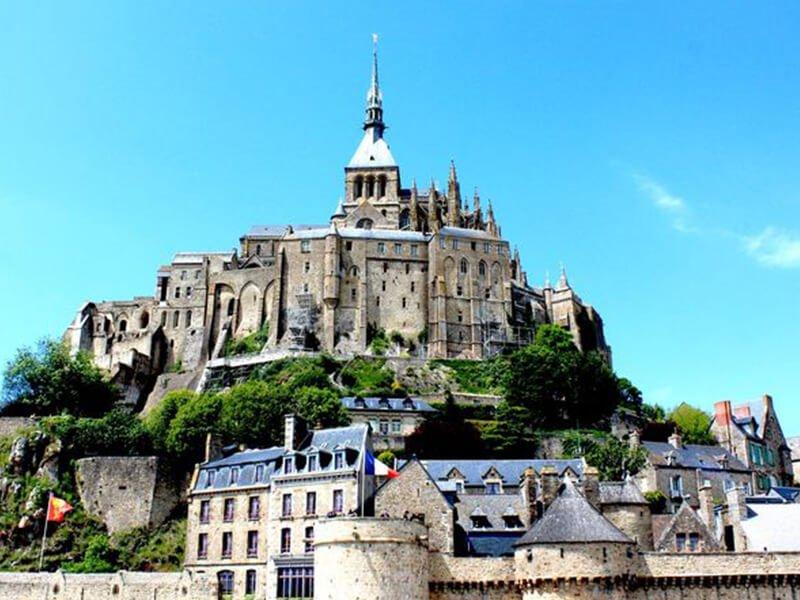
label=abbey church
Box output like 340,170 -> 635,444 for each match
65,43 -> 609,397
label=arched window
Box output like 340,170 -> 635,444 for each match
478,261 -> 487,277
350,266 -> 359,277
218,571 -> 234,598
186,310 -> 192,328
118,319 -> 127,333
398,209 -> 411,230
173,311 -> 180,327
460,258 -> 469,275
365,176 -> 375,198
139,312 -> 149,329
227,298 -> 235,317
378,175 -> 387,198
354,176 -> 364,198
355,218 -> 373,230
256,244 -> 261,256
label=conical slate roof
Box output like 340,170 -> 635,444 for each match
515,478 -> 633,546
599,476 -> 649,506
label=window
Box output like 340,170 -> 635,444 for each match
394,243 -> 402,255
307,455 -> 317,472
306,491 -> 317,515
222,532 -> 233,558
300,240 -> 311,253
302,283 -> 309,294
471,241 -> 477,251
197,533 -> 208,559
460,259 -> 468,274
285,457 -> 295,473
405,263 -> 410,275
669,475 -> 683,498
376,296 -> 381,307
304,261 -> 310,273
351,288 -> 357,301
377,242 -> 386,255
282,493 -> 293,517
379,419 -> 389,434
218,571 -> 234,595
382,281 -> 386,292
457,311 -> 463,323
485,482 -> 501,495
248,496 -> 260,520
276,566 -> 314,598
503,515 -> 524,529
229,468 -> 239,485
391,419 -> 401,434
256,244 -> 262,256
246,570 -> 257,595
411,244 -> 419,257
346,241 -> 353,251
223,499 -> 234,522
688,533 -> 699,552
199,500 -> 210,524
207,470 -> 216,487
185,310 -> 192,327
195,269 -> 200,279
471,515 -> 491,529
676,533 -> 686,552
456,285 -> 463,296
356,218 -> 373,230
280,528 -> 291,554
173,311 -> 180,327
766,448 -> 775,466
334,452 -> 344,470
411,282 -> 415,292
383,262 -> 388,273
402,297 -> 407,308
160,312 -> 167,327
186,286 -> 192,298
255,464 -> 265,482
247,530 -> 259,557
439,237 -> 446,249
333,489 -> 344,514
305,526 -> 315,553
454,481 -> 464,493
180,270 -> 187,280
452,239 -> 459,250
484,242 -> 490,253
174,287 -> 181,299
479,262 -> 486,276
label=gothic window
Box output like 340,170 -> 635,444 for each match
174,286 -> 181,299
118,319 -> 127,333
378,175 -> 387,198
354,176 -> 364,198
399,208 -> 411,229
460,258 -> 469,275
478,261 -> 487,277
172,311 -> 179,327
350,265 -> 359,277
227,299 -> 235,317
186,310 -> 192,327
356,218 -> 373,230
139,312 -> 149,329
365,176 -> 375,198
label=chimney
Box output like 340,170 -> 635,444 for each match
284,414 -> 308,451
698,483 -> 715,531
581,466 -> 601,508
726,485 -> 748,523
762,394 -> 774,416
205,433 -> 223,462
668,430 -> 682,450
519,468 -> 537,527
733,405 -> 752,420
629,430 -> 641,450
714,400 -> 733,426
538,466 -> 560,510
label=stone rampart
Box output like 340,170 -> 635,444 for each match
0,416 -> 36,439
641,550 -> 800,577
315,517 -> 429,600
0,570 -> 214,600
76,456 -> 179,534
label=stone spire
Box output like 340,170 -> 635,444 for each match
447,161 -> 461,226
427,180 -> 440,233
364,33 -> 384,136
472,188 -> 483,230
409,179 -> 419,231
486,199 -> 497,236
557,263 -> 571,290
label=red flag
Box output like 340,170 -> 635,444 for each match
46,496 -> 73,523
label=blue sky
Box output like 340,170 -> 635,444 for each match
1,2 -> 798,434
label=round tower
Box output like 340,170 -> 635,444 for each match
599,476 -> 653,550
514,479 -> 637,599
314,517 -> 429,600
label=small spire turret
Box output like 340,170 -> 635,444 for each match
364,34 -> 385,137
447,160 -> 461,226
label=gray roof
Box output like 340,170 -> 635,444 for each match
420,459 -> 584,489
172,251 -> 235,265
439,226 -> 500,241
599,478 -> 648,506
245,225 -> 292,238
455,493 -> 526,534
642,441 -> 749,472
194,424 -> 369,492
466,532 -> 520,557
341,396 -> 437,413
515,479 -> 633,546
337,228 -> 429,242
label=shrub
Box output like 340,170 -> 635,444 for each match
223,323 -> 269,357
645,490 -> 667,514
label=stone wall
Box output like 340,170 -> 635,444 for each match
0,570 -> 214,600
0,417 -> 36,440
76,456 -> 179,534
315,517 -> 429,600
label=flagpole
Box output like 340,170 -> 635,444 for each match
39,493 -> 52,572
360,449 -> 365,517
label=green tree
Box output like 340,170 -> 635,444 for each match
668,403 -> 715,445
144,389 -> 198,454
561,432 -> 647,481
406,394 -> 485,458
641,402 -> 667,422
294,387 -> 350,429
218,381 -> 284,449
481,402 -> 536,457
166,393 -> 222,466
48,409 -> 152,458
376,450 -> 396,468
1,339 -> 118,417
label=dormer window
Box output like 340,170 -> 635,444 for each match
402,398 -> 414,410
485,481 -> 502,495
285,457 -> 295,474
379,397 -> 390,409
470,515 -> 491,529
334,452 -> 344,470
207,470 -> 216,488
255,464 -> 265,482
354,397 -> 366,409
503,514 -> 524,529
454,481 -> 464,493
230,468 -> 240,485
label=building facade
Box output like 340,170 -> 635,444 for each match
340,396 -> 437,451
64,43 -> 610,409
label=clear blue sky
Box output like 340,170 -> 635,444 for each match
1,2 -> 798,434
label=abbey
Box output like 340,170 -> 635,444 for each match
65,43 -> 609,404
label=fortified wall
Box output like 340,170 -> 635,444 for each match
314,518 -> 800,600
0,570 -> 213,600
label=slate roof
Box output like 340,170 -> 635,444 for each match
767,486 -> 800,503
439,226 -> 498,241
466,532 -> 520,557
341,396 -> 437,413
172,251 -> 235,264
348,129 -> 397,168
515,479 -> 633,546
599,478 -> 649,505
741,503 -> 800,551
642,441 -> 749,472
194,424 -> 369,492
421,459 -> 584,489
454,493 -> 526,534
337,228 -> 429,242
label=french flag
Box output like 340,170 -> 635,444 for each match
364,450 -> 399,479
